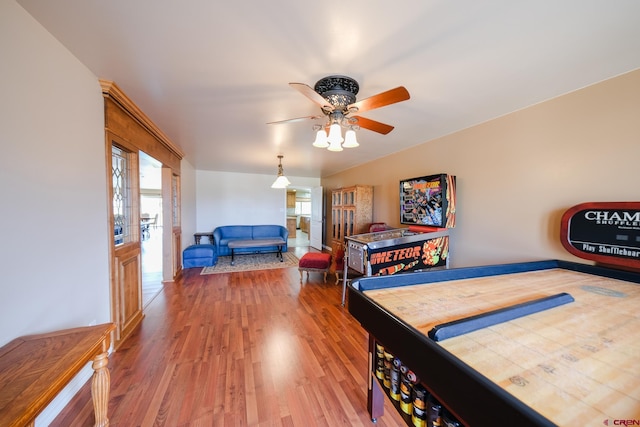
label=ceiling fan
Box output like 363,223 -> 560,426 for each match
268,75 -> 410,135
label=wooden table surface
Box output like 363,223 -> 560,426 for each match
0,323 -> 115,427
364,269 -> 640,425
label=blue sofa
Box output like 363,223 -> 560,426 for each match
213,225 -> 288,257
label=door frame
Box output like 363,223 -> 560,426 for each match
102,80 -> 184,348
310,186 -> 324,250
106,132 -> 144,347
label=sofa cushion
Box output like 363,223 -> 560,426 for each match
252,225 -> 283,239
216,238 -> 237,247
220,226 -> 253,239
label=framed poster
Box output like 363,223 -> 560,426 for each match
400,173 -> 456,227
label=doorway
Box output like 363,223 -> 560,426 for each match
140,151 -> 163,307
286,186 -> 324,249
103,79 -> 184,348
286,187 -> 309,248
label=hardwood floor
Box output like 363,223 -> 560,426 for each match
52,247 -> 406,426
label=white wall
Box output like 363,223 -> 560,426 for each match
195,170 -> 320,233
322,69 -> 640,269
0,1 -> 110,345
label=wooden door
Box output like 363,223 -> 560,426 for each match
108,135 -> 144,348
165,170 -> 182,281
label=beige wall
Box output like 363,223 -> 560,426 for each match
322,69 -> 640,268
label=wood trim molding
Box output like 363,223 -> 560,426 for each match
99,79 -> 184,160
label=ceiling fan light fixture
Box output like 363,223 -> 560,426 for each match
342,128 -> 359,148
327,139 -> 344,152
271,155 -> 291,188
327,122 -> 344,144
274,75 -> 410,152
312,129 -> 329,148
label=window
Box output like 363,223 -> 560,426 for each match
112,146 -> 132,245
295,200 -> 311,215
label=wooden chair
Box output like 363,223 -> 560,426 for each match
369,222 -> 389,233
332,241 -> 364,305
330,241 -> 361,284
330,241 -> 345,284
149,213 -> 159,229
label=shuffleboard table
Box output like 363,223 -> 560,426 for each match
348,260 -> 640,426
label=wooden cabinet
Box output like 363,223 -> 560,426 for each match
300,216 -> 310,234
286,191 -> 296,208
286,217 -> 297,238
331,185 -> 373,245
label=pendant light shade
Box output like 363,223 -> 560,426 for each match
271,155 -> 291,188
342,128 -> 359,148
327,122 -> 344,144
327,138 -> 344,151
271,175 -> 291,188
311,113 -> 361,151
312,129 -> 329,148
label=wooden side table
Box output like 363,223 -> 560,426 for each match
194,232 -> 214,244
0,323 -> 115,427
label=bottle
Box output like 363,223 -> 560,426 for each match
441,409 -> 461,427
375,343 -> 385,380
383,350 -> 394,389
389,357 -> 402,401
426,394 -> 442,427
400,365 -> 413,415
411,384 -> 428,427
399,365 -> 414,415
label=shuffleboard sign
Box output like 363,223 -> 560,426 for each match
560,201 -> 640,270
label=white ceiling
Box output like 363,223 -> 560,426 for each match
17,0 -> 640,178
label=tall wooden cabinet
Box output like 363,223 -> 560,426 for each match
331,185 -> 373,245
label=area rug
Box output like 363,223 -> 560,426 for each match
201,252 -> 299,275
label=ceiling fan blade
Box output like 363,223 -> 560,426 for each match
352,116 -> 395,135
289,82 -> 334,111
267,115 -> 324,125
348,86 -> 410,114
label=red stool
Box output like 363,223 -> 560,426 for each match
298,252 -> 331,283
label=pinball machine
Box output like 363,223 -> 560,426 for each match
339,173 -> 457,306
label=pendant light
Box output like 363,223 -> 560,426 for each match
312,128 -> 329,148
311,113 -> 360,151
271,155 -> 291,188
342,127 -> 359,148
